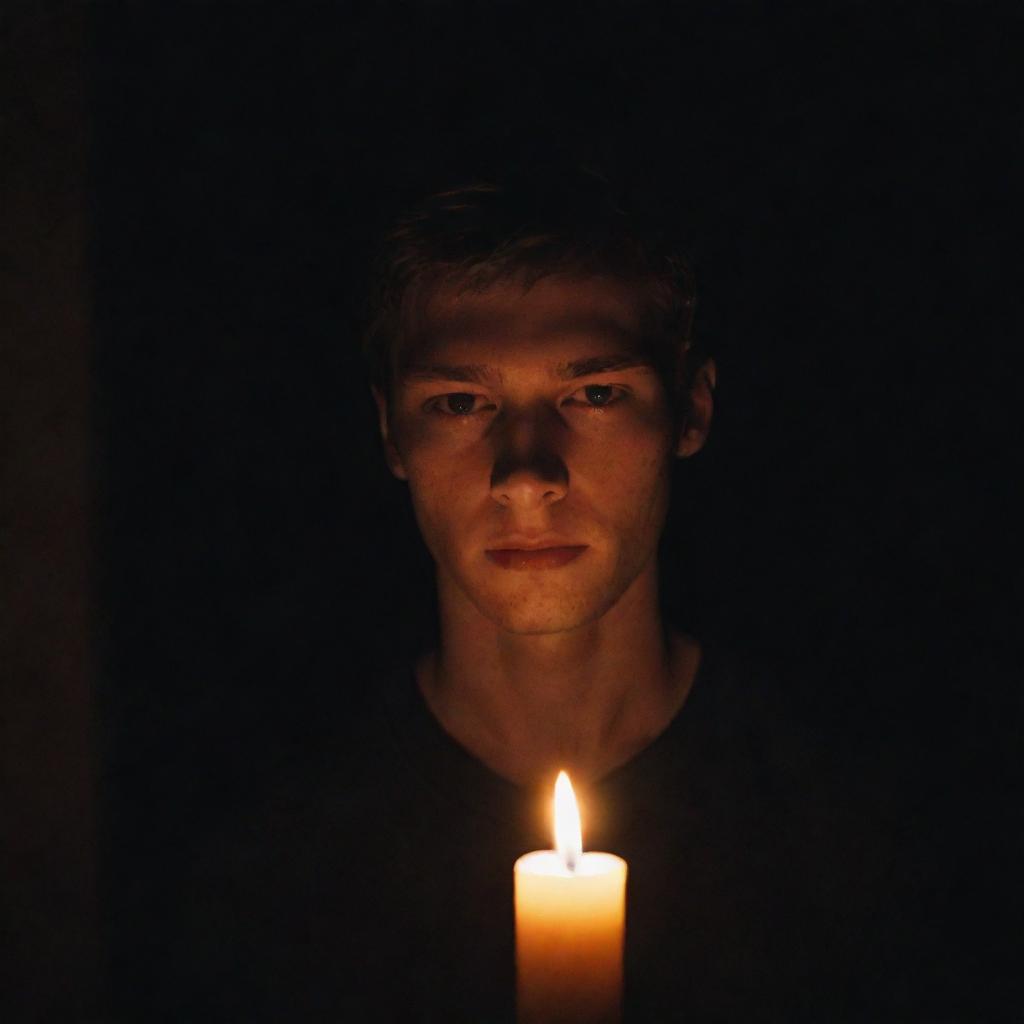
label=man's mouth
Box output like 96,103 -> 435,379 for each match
484,546 -> 589,570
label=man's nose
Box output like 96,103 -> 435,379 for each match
489,410 -> 569,510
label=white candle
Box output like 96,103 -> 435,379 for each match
514,772 -> 628,1024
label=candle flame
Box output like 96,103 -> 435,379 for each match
554,770 -> 582,872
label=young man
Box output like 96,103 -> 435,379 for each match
143,169 -> 928,1023
365,178 -> 715,792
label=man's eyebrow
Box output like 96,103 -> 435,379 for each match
403,363 -> 499,385
556,354 -> 653,380
402,354 -> 652,386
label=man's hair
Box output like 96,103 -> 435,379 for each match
362,165 -> 703,431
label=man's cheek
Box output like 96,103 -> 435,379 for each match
408,479 -> 469,561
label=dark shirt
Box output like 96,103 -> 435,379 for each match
123,641 -> 965,1022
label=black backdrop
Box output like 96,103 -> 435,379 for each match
92,2 -> 1017,1008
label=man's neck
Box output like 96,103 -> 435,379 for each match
415,563 -> 701,788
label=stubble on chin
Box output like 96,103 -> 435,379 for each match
443,554 -> 626,637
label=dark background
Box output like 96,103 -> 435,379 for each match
3,2 -> 1019,1019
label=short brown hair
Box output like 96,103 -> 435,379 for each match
362,166 -> 702,429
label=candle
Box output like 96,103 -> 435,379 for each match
514,771 -> 628,1024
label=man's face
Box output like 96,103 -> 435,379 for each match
376,274 -> 692,636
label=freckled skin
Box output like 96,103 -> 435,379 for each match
377,275 -> 683,636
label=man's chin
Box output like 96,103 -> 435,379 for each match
440,556 -> 623,634
478,612 -> 599,636
465,589 -> 611,636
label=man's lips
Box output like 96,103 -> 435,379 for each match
485,546 -> 589,570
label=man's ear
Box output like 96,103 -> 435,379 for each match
676,357 -> 716,458
371,386 -> 409,481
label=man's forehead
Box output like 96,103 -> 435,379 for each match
399,275 -> 652,383
418,274 -> 645,341
410,317 -> 642,360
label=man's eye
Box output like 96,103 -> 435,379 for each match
429,393 -> 484,416
568,384 -> 626,408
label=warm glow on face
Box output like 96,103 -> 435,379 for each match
383,276 -> 678,639
554,771 -> 583,872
